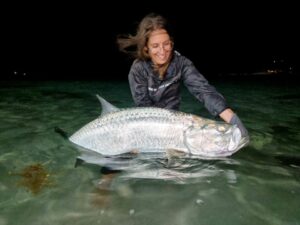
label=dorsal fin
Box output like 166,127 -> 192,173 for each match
96,94 -> 120,116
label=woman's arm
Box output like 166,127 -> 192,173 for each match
181,57 -> 248,137
181,58 -> 228,117
219,108 -> 234,123
128,61 -> 153,107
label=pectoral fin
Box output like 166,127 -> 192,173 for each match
166,149 -> 186,158
130,149 -> 139,154
165,149 -> 186,167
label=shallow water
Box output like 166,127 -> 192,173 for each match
0,77 -> 299,225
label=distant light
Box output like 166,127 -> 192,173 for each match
23,73 -> 26,76
14,71 -> 17,75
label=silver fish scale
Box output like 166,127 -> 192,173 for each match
69,107 -> 196,155
69,95 -> 248,158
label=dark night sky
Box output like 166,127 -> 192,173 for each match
2,2 -> 299,80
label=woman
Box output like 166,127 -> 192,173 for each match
117,13 -> 248,138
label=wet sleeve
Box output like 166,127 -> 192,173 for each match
182,60 -> 229,117
128,62 -> 153,107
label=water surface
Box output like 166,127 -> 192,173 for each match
0,77 -> 299,225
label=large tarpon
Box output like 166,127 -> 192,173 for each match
69,95 -> 249,158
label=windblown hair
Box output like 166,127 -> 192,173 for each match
117,13 -> 173,60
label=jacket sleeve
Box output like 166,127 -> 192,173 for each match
182,58 -> 229,117
128,61 -> 153,107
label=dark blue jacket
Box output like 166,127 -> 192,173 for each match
128,51 -> 229,117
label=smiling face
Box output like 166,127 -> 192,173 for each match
146,29 -> 173,66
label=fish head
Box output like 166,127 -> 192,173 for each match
184,122 -> 244,157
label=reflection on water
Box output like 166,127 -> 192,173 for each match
76,145 -> 243,186
79,152 -> 233,184
0,78 -> 299,225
